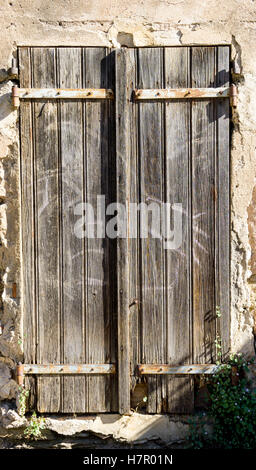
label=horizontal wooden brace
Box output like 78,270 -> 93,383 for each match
134,86 -> 233,101
22,364 -> 116,375
12,86 -> 114,107
137,364 -> 220,375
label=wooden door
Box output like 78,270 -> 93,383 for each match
19,47 -> 118,413
19,46 -> 230,414
125,46 -> 230,413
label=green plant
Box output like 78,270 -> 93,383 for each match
207,355 -> 256,448
216,305 -> 221,318
17,386 -> 29,417
187,412 -> 210,449
188,354 -> 256,449
214,335 -> 222,365
24,412 -> 45,440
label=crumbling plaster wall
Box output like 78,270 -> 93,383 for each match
0,0 -> 256,416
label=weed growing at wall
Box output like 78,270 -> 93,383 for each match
17,386 -> 29,418
188,354 -> 256,449
24,411 -> 45,440
17,387 -> 45,439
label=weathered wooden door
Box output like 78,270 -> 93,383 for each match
125,46 -> 230,413
19,47 -> 118,412
19,46 -> 230,414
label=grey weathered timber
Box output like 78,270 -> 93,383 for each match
134,86 -> 230,100
127,49 -> 141,396
138,47 -> 165,413
84,47 -> 112,412
19,47 -> 37,409
107,50 -> 119,412
19,47 -> 116,413
57,48 -> 86,413
115,48 -> 131,414
19,46 -> 230,415
164,47 -> 194,413
191,47 -> 217,364
32,47 -> 61,412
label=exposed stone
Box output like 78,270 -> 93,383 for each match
0,363 -> 17,400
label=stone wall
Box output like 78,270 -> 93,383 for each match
0,0 -> 256,442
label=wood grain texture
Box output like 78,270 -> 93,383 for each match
115,48 -> 131,413
164,47 -> 194,413
137,48 -> 165,413
19,46 -> 230,415
19,47 -> 37,410
32,47 -> 61,412
128,49 -> 141,395
191,47 -> 217,364
84,47 -> 112,412
57,48 -> 85,413
20,47 -> 116,413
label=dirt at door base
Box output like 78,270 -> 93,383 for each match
0,408 -> 213,448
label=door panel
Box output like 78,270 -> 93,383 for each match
19,46 -> 230,414
128,46 -> 230,413
19,47 -> 117,413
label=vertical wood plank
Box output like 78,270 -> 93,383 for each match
84,47 -> 111,412
32,47 -> 61,412
19,47 -> 37,409
216,46 -> 230,359
115,47 -> 131,413
107,50 -> 119,412
164,47 -> 194,413
138,48 -> 165,413
191,47 -> 216,364
128,49 -> 141,398
57,48 -> 86,412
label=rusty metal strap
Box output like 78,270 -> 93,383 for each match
138,364 -> 220,375
12,86 -> 114,107
16,364 -> 115,385
134,85 -> 238,106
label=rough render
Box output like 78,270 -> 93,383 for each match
0,0 -> 256,442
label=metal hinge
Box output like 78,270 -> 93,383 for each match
134,85 -> 238,107
229,83 -> 238,107
12,86 -> 114,108
16,363 -> 116,386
